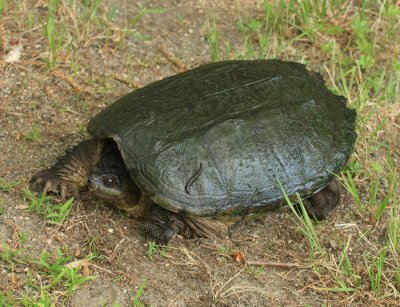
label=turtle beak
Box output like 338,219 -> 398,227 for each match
87,175 -> 100,192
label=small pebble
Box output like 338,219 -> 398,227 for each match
329,240 -> 338,250
15,204 -> 29,210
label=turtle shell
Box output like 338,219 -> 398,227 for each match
87,60 -> 356,218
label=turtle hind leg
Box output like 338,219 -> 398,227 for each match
30,138 -> 104,201
302,178 -> 341,220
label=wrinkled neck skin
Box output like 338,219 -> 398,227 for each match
90,183 -> 147,217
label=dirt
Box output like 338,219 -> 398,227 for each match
0,1 -> 397,306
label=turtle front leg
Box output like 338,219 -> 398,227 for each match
145,206 -> 186,244
145,205 -> 232,244
302,178 -> 341,220
30,139 -> 104,200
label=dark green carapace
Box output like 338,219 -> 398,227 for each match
87,60 -> 356,217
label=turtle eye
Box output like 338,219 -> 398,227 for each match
102,175 -> 119,188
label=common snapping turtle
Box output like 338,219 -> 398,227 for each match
30,60 -> 356,243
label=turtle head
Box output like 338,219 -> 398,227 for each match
88,172 -> 128,198
88,146 -> 142,214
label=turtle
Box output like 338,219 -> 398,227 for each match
30,59 -> 357,244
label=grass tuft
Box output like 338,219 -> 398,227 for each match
133,278 -> 148,307
365,248 -> 387,295
24,188 -> 74,224
207,18 -> 220,62
279,180 -> 322,261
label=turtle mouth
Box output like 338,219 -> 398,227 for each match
88,173 -> 141,214
88,174 -> 124,198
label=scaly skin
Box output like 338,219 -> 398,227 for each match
30,139 -> 104,200
302,178 -> 341,220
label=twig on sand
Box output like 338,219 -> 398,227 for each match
246,260 -> 302,268
112,73 -> 142,89
159,44 -> 187,72
52,69 -> 95,95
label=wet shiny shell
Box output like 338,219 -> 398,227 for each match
88,60 -> 357,217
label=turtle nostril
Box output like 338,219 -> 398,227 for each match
88,176 -> 96,188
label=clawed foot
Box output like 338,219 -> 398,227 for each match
144,206 -> 185,245
147,225 -> 176,245
30,168 -> 79,201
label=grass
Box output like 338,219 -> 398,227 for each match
46,0 -> 62,68
365,248 -> 388,295
341,157 -> 399,223
216,245 -> 232,256
24,123 -> 41,142
279,182 -> 323,262
0,242 -> 96,305
388,197 -> 400,255
247,265 -> 265,279
132,278 -> 148,307
147,241 -> 169,260
207,18 -> 220,62
24,188 -> 74,224
0,178 -> 20,193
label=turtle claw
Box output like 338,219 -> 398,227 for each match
30,169 -> 79,201
144,218 -> 174,245
145,206 -> 185,244
30,169 -> 59,194
148,226 -> 175,245
30,139 -> 101,201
